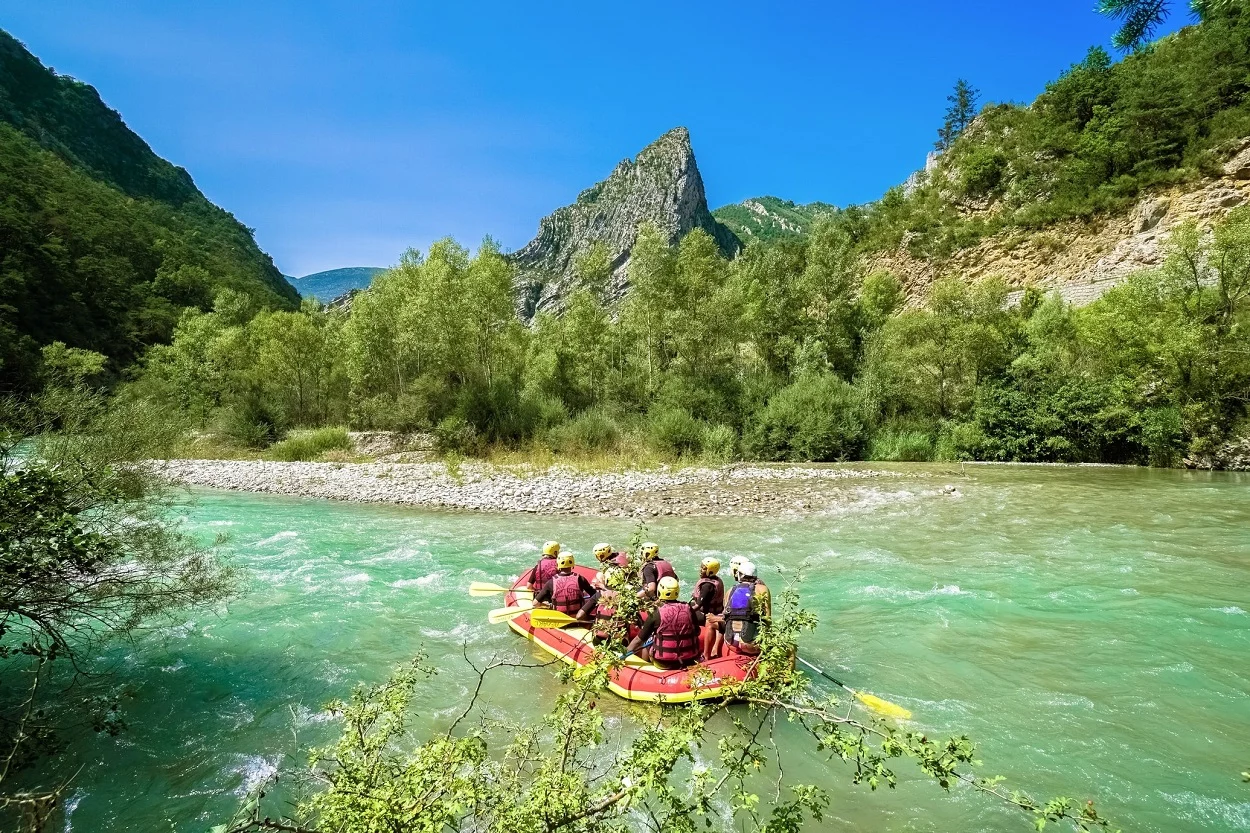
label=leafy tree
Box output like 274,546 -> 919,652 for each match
935,79 -> 981,151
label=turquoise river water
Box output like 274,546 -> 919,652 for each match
32,465 -> 1250,832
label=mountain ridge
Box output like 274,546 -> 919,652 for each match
286,267 -> 386,302
511,126 -> 739,317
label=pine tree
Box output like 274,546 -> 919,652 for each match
934,79 -> 980,152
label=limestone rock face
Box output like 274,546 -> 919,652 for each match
511,127 -> 739,317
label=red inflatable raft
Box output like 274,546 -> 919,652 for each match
504,565 -> 757,703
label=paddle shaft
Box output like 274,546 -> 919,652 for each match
796,656 -> 855,694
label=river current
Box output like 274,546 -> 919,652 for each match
43,465 -> 1249,832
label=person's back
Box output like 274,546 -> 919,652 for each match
529,540 -> 561,590
651,599 -> 701,668
722,560 -> 767,656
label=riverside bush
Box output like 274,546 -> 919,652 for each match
700,423 -> 738,463
646,406 -> 704,457
546,408 -> 621,454
747,373 -> 866,461
867,427 -> 934,462
268,427 -> 353,461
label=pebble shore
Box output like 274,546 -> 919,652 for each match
157,459 -> 943,518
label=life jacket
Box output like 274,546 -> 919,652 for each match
724,580 -> 760,648
651,602 -> 700,665
613,552 -> 630,569
531,555 -> 558,589
694,575 -> 725,615
650,558 -> 676,583
551,572 -> 584,616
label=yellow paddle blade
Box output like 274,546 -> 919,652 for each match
854,691 -> 912,720
469,582 -> 532,598
486,605 -> 531,624
527,609 -> 577,629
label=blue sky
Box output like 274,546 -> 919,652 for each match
3,1 -> 1184,276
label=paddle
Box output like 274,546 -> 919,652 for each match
796,657 -> 912,720
527,609 -> 580,629
469,582 -> 534,598
487,605 -> 533,624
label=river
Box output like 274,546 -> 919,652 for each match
44,465 -> 1250,832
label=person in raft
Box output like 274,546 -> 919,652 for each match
533,552 -> 599,621
637,542 -> 678,601
528,540 -> 561,591
721,559 -> 771,656
691,557 -> 726,659
626,576 -> 705,669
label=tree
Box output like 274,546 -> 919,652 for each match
935,79 -> 981,151
1,387 -> 236,827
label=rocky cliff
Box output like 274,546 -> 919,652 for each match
871,139 -> 1250,308
512,127 -> 739,317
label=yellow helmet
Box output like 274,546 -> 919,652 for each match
593,543 -> 612,562
641,542 -> 659,561
657,576 -> 680,601
700,557 -> 720,576
543,540 -> 561,556
556,552 -> 575,570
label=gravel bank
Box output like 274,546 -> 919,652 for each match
157,459 -> 945,518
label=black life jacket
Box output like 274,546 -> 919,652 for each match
724,580 -> 760,647
651,602 -> 700,665
693,575 -> 725,614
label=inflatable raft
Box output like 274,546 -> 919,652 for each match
504,565 -> 757,703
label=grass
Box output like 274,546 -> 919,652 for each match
267,427 -> 355,462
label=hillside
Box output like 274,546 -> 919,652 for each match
288,266 -> 385,302
847,9 -> 1250,302
0,29 -> 297,389
712,196 -> 834,242
511,127 -> 739,317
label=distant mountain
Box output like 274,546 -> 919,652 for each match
288,267 -> 386,302
712,197 -> 835,243
511,127 -> 739,317
0,29 -> 297,389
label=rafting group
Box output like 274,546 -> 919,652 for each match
525,540 -> 772,668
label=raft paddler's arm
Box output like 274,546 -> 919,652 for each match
577,577 -> 599,619
533,578 -> 556,608
690,606 -> 707,628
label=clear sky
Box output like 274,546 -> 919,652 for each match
2,1 -> 1185,276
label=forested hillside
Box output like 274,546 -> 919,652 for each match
712,196 -> 834,243
0,30 -> 297,390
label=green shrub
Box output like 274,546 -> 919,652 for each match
701,423 -> 738,464
268,427 -> 353,461
647,407 -> 704,458
547,408 -> 621,454
745,374 -> 866,462
959,147 -> 1008,197
868,429 -> 933,462
434,416 -> 483,456
220,394 -> 286,449
934,421 -> 985,461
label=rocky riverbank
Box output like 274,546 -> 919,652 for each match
157,459 -> 952,517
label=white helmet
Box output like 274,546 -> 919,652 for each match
729,555 -> 747,576
737,559 -> 757,579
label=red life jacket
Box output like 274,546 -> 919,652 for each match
693,575 -> 725,614
651,602 -> 700,665
613,552 -> 629,569
531,555 -> 557,589
551,572 -> 584,615
651,558 -> 676,582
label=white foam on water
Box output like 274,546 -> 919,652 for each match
60,788 -> 85,832
254,531 -> 298,546
1213,605 -> 1246,615
1160,790 -> 1250,828
229,754 -> 278,797
207,520 -> 236,527
855,583 -> 968,601
420,621 -> 474,640
161,660 -> 186,673
1121,588 -> 1139,595
392,571 -> 444,588
291,703 -> 338,726
341,572 -> 371,583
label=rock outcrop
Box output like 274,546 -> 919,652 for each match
870,141 -> 1250,308
511,127 -> 739,317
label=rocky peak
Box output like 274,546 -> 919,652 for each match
512,127 -> 739,317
